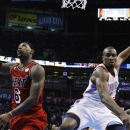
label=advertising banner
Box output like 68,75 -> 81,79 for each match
37,15 -> 64,28
8,11 -> 37,25
0,55 -> 130,69
0,92 -> 12,99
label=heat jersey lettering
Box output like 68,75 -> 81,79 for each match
12,75 -> 28,87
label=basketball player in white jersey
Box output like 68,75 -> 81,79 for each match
59,46 -> 130,130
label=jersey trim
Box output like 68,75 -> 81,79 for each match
85,85 -> 97,94
17,61 -> 34,71
94,63 -> 108,72
10,63 -> 18,74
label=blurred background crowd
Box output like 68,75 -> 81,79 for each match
0,28 -> 130,63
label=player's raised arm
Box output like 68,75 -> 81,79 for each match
10,64 -> 45,116
116,46 -> 130,67
0,62 -> 15,74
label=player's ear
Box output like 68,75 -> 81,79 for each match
31,49 -> 34,54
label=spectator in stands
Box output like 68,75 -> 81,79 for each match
51,124 -> 57,130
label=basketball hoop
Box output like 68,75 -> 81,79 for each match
61,0 -> 87,10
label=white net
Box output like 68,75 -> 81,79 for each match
61,0 -> 87,10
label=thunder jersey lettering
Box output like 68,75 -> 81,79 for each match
10,61 -> 44,113
83,64 -> 119,101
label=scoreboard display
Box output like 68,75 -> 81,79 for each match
98,8 -> 130,21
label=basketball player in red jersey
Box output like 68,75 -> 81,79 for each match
0,42 -> 47,130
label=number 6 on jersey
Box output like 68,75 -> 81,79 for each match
14,88 -> 21,104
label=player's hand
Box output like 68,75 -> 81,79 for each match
0,113 -> 12,130
125,109 -> 130,115
125,109 -> 130,129
120,112 -> 130,129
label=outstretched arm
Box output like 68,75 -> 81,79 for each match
0,62 -> 15,74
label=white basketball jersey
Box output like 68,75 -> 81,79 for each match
83,64 -> 119,101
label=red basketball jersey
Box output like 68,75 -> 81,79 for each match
10,61 -> 44,113
10,61 -> 47,130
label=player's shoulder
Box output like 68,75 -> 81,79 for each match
91,65 -> 109,81
31,64 -> 45,73
94,64 -> 108,75
94,64 -> 108,71
30,64 -> 45,79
